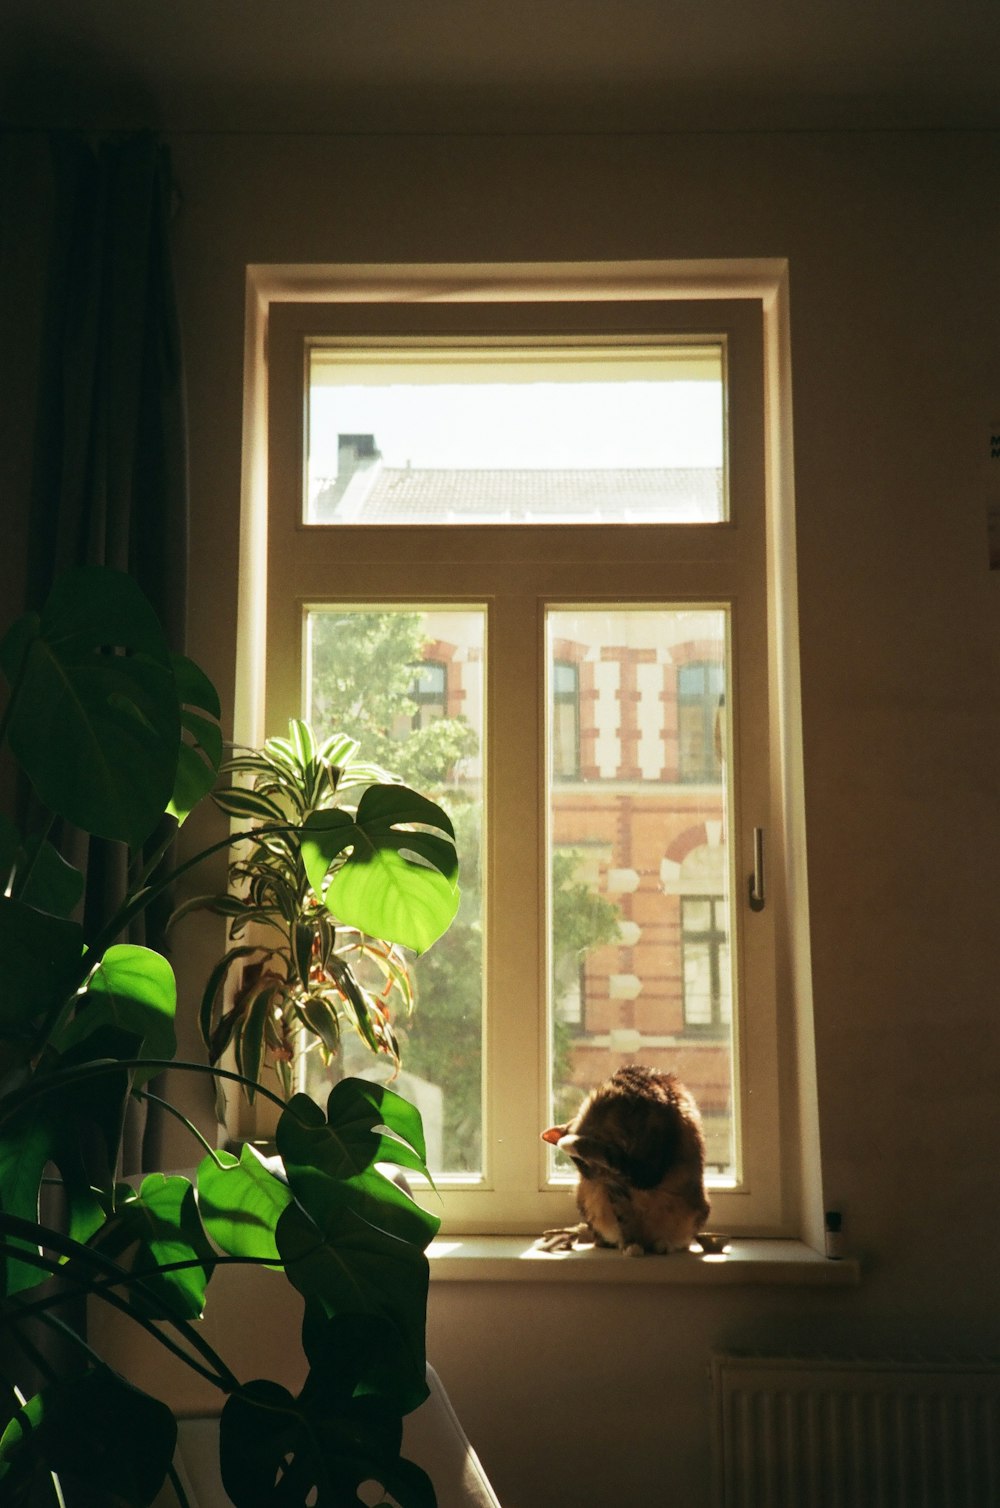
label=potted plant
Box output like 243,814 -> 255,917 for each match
171,719 -> 460,1107
0,566 -> 449,1507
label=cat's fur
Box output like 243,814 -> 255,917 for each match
541,1065 -> 710,1255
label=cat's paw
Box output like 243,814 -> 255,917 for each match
622,1241 -> 645,1258
537,1222 -> 594,1253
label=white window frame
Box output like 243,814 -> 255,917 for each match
236,262 -> 816,1241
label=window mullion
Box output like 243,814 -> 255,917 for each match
484,591 -> 547,1202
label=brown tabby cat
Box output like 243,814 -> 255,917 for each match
540,1065 -> 710,1256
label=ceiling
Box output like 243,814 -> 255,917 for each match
3,0 -> 1000,136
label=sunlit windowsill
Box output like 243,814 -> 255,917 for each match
427,1236 -> 860,1285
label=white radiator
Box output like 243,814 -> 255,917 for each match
711,1354 -> 1000,1508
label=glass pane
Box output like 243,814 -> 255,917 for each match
683,940 -> 714,1025
307,345 -> 725,524
302,606 -> 485,1178
546,607 -> 736,1181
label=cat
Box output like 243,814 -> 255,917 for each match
540,1064 -> 711,1256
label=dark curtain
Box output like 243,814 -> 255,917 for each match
24,131 -> 190,1171
0,133 -> 190,1487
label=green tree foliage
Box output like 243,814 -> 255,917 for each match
309,609 -> 620,1172
309,611 -> 478,787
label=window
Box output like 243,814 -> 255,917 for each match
678,660 -> 725,782
682,895 -> 731,1034
551,660 -> 580,780
260,281 -> 786,1235
409,660 -> 448,727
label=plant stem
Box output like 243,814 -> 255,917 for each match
10,1251 -> 307,1330
0,1222 -> 239,1392
21,1305 -> 109,1373
85,822 -> 306,968
0,1057 -> 290,1132
137,1087 -> 228,1166
165,1459 -> 192,1508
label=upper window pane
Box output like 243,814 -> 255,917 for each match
306,345 -> 726,525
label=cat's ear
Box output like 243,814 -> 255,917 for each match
541,1124 -> 567,1145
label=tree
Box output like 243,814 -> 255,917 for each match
306,609 -> 620,1171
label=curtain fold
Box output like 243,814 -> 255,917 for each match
24,130 -> 190,1171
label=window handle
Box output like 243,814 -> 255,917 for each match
748,827 -> 765,911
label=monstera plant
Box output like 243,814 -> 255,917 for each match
173,719 -> 460,1102
0,567 -> 446,1508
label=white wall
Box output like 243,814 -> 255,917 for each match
158,130 -> 1000,1507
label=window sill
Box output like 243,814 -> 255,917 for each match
428,1236 -> 860,1286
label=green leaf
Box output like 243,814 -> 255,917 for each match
273,1084 -> 437,1378
329,848 -> 460,955
277,1083 -> 438,1247
300,807 -> 354,889
14,835 -> 84,919
302,785 -> 459,953
298,994 -> 342,1056
234,973 -> 283,1098
337,1077 -> 431,1169
276,1199 -> 431,1383
319,731 -> 360,766
289,717 -> 317,771
0,1365 -> 176,1505
353,783 -> 457,864
112,1174 -> 214,1320
197,1144 -> 292,1262
170,890 -> 261,927
171,649 -> 221,721
8,1027 -> 139,1264
197,942 -> 263,1051
0,894 -> 83,1035
213,787 -> 289,822
0,1106 -> 55,1297
0,566 -> 179,847
327,958 -> 383,1054
292,920 -> 314,988
56,945 -> 176,1082
277,1084 -> 430,1196
218,1315 -> 434,1506
167,651 -> 223,825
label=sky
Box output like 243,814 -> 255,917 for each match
308,379 -> 725,479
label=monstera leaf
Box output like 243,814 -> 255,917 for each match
274,1082 -> 439,1383
0,895 -> 82,1037
54,944 -> 177,1080
302,784 -> 459,953
197,1143 -> 293,1263
219,1315 -> 435,1508
0,1365 -> 176,1507
107,1174 -> 215,1321
167,651 -> 224,825
0,567 -> 179,847
0,567 -> 222,847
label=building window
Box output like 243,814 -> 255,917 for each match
681,895 -> 731,1034
259,279 -> 787,1235
551,660 -> 581,779
410,659 -> 448,727
678,660 -> 725,782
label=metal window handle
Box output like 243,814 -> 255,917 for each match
748,827 -> 765,911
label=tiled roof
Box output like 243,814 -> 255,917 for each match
314,466 -> 724,523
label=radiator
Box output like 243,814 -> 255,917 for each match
711,1354 -> 1000,1508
